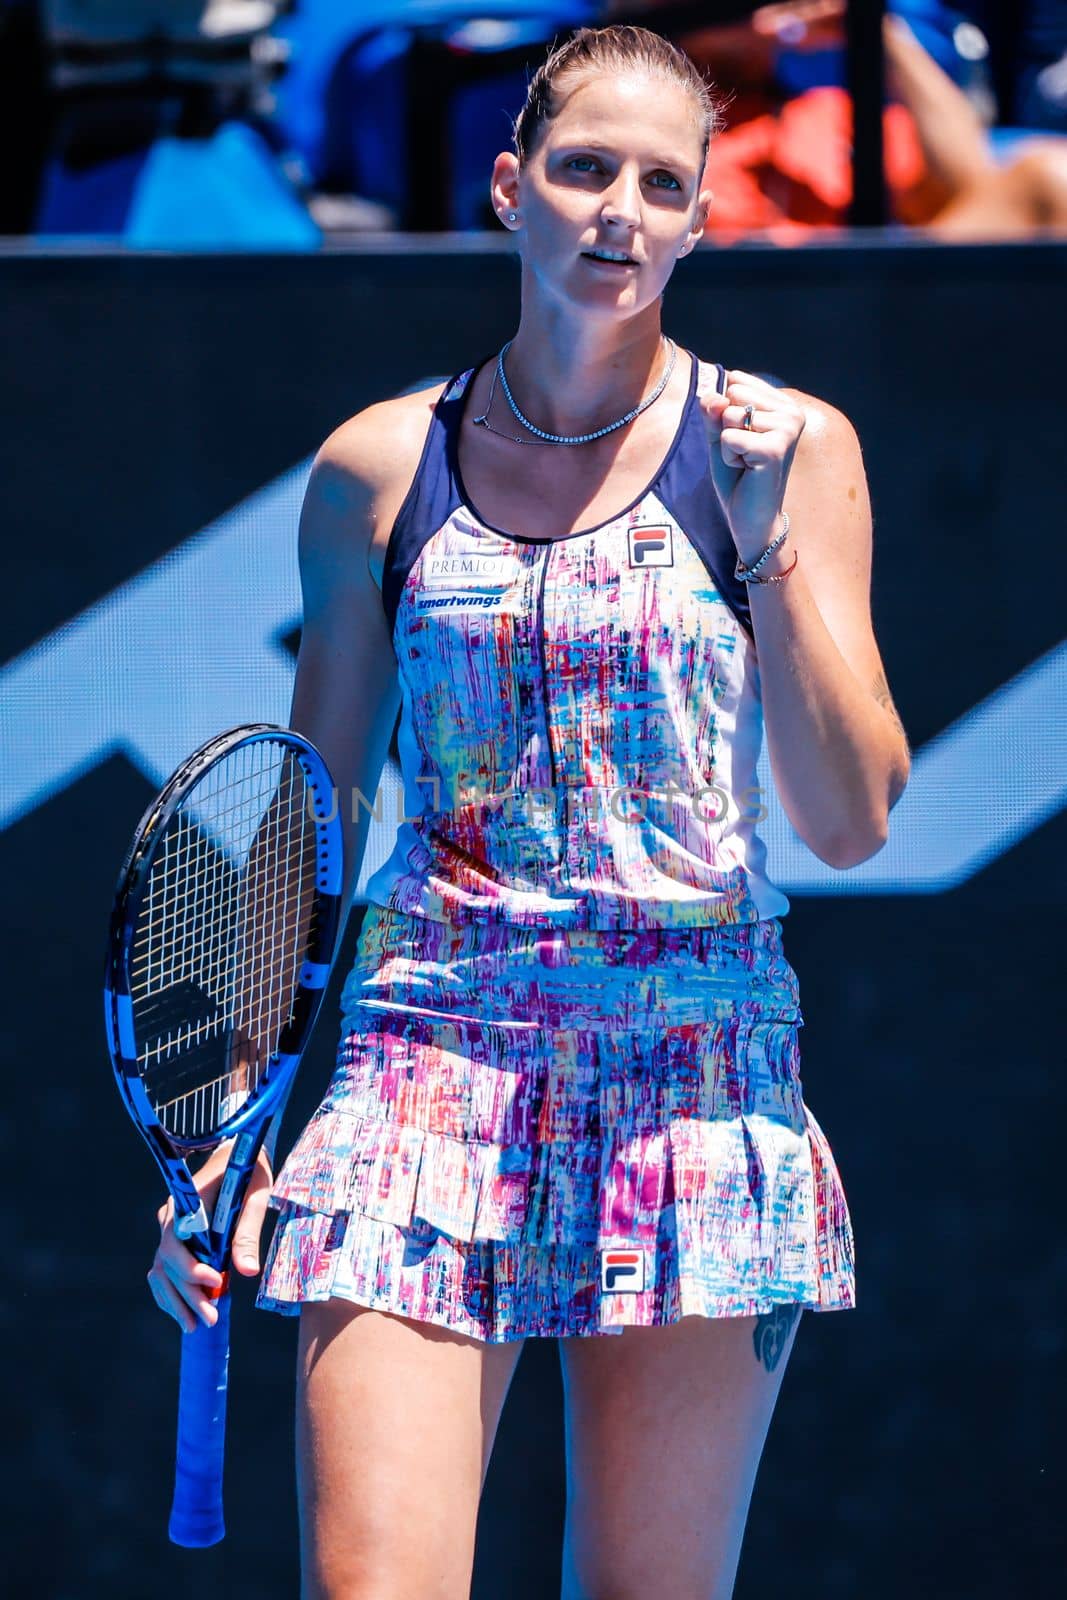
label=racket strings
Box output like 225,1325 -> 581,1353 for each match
128,767 -> 295,962
133,746 -> 282,999
144,850 -> 319,1128
129,849 -> 314,997
131,740 -> 324,1140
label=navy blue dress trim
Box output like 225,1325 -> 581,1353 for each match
379,354 -> 789,642
379,363 -> 481,636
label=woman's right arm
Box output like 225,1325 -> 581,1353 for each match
146,401 -> 412,1330
286,410 -> 405,920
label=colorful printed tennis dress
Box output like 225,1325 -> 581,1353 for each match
256,347 -> 856,1340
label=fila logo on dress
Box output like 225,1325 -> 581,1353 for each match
628,524 -> 674,568
601,1246 -> 646,1292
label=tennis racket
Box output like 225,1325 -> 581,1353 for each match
103,723 -> 344,1547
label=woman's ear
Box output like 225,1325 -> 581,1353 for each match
490,152 -> 521,227
680,194 -> 712,255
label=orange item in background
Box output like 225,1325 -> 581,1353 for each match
702,86 -> 927,241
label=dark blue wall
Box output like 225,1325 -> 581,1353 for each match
2,240 -> 1065,1599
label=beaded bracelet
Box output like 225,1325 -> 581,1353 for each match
734,512 -> 795,584
744,547 -> 799,585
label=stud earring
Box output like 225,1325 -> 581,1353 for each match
507,211 -> 517,222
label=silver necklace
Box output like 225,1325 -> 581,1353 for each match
472,336 -> 678,447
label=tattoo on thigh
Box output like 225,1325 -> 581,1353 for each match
753,1305 -> 802,1372
871,668 -> 909,748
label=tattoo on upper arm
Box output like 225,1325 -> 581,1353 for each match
753,1304 -> 802,1372
871,668 -> 909,750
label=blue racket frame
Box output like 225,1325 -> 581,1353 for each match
103,723 -> 344,1547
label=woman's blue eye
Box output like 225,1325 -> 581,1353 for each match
566,156 -> 684,190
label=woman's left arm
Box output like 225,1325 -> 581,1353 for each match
703,373 -> 911,870
750,393 -> 910,869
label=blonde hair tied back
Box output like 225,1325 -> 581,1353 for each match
512,23 -> 728,173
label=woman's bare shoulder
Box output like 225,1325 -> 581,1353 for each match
768,381 -> 853,433
317,378 -> 451,497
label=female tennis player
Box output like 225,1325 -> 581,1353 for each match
147,22 -> 910,1599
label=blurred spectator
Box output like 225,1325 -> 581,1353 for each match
620,0 -> 1067,241
611,0 -> 1067,132
9,0 -> 1067,242
297,0 -> 1067,237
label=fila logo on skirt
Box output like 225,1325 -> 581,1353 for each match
628,524 -> 674,568
601,1246 -> 646,1293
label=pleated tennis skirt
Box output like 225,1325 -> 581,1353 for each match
255,903 -> 856,1342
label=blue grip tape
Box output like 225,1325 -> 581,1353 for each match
168,1292 -> 231,1547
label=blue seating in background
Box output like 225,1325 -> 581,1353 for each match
36,119 -> 321,248
33,0 -> 319,247
314,5 -> 596,231
273,0 -> 594,186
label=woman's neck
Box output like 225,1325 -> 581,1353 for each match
500,316 -> 671,438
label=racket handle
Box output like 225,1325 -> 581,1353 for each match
168,1290 -> 232,1547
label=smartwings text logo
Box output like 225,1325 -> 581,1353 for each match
2,456 -> 1064,896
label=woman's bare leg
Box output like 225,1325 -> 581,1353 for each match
558,1307 -> 803,1600
297,1299 -> 526,1600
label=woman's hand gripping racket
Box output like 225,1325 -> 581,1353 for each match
103,724 -> 344,1547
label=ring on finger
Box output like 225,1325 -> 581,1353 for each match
741,404 -> 755,431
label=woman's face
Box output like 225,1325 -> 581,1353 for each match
503,70 -> 709,317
